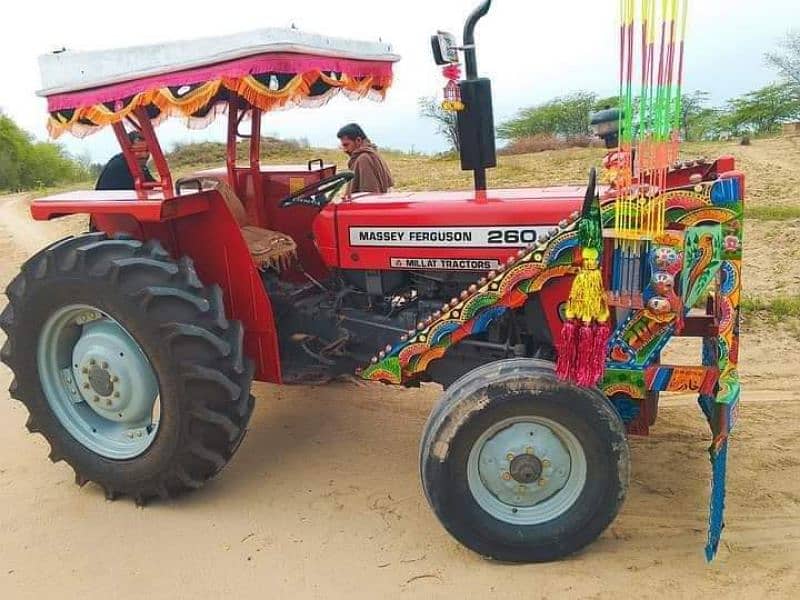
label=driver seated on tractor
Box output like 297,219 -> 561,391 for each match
95,131 -> 154,191
337,123 -> 394,196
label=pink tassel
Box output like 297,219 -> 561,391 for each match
556,320 -> 578,381
588,321 -> 611,386
575,324 -> 595,386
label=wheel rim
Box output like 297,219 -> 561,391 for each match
467,416 -> 587,525
36,304 -> 160,460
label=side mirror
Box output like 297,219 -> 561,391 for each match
431,31 -> 459,65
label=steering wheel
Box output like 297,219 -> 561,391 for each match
279,171 -> 355,209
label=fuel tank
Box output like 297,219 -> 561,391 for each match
312,187 -> 586,272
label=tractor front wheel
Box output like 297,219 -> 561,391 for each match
420,358 -> 629,562
0,233 -> 254,503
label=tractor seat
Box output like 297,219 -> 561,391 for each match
177,176 -> 297,271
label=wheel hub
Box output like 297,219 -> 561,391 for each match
509,453 -> 543,484
71,320 -> 158,423
87,364 -> 113,397
37,304 -> 161,460
467,416 -> 587,525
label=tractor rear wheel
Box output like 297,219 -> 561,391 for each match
420,358 -> 629,562
0,233 -> 254,503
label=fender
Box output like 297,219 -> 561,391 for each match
29,189 -> 282,383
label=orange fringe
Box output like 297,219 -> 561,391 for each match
47,70 -> 393,138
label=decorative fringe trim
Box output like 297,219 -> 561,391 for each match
153,81 -> 222,118
575,324 -> 596,386
556,319 -> 578,380
46,71 -> 393,139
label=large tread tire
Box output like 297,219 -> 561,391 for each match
420,358 -> 629,562
0,233 -> 255,504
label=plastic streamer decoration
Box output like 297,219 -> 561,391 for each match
556,197 -> 611,387
612,0 -> 688,306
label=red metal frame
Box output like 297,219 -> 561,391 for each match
30,100 -> 590,384
112,111 -> 174,198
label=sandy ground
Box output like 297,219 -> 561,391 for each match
1,193 -> 799,599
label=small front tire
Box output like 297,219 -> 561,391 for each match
420,358 -> 629,562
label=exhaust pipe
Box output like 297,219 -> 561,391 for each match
463,0 -> 493,80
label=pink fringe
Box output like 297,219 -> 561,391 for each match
556,320 -> 578,381
575,324 -> 595,386
588,322 -> 611,386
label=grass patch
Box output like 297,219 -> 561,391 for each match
746,205 -> 800,221
741,295 -> 800,321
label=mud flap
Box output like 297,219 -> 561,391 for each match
699,393 -> 738,561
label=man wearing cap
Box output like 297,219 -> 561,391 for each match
95,131 -> 155,190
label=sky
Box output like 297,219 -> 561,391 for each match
1,0 -> 798,162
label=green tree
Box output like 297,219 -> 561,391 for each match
497,91 -> 598,140
0,111 -> 31,190
418,96 -> 459,152
0,110 -> 93,191
765,30 -> 800,89
725,82 -> 800,135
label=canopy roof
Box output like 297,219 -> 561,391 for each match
39,28 -> 400,138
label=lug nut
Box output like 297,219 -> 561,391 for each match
93,396 -> 99,403
538,478 -> 548,487
542,459 -> 551,467
112,376 -> 119,383
506,453 -> 514,461
113,392 -> 120,398
501,472 -> 512,481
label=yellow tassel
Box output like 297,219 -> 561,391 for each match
565,248 -> 610,324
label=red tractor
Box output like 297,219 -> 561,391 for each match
2,1 -> 742,562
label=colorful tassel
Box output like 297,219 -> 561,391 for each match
556,319 -> 578,380
556,246 -> 611,387
575,324 -> 596,386
590,321 -> 611,383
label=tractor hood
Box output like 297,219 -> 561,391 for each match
312,187 -> 589,272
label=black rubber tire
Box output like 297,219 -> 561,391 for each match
420,358 -> 630,562
0,233 -> 255,504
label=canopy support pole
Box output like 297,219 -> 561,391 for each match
133,107 -> 174,198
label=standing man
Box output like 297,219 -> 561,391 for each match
95,130 -> 155,190
337,123 -> 394,196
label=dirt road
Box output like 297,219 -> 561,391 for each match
0,194 -> 798,599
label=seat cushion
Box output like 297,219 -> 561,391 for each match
241,225 -> 297,271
